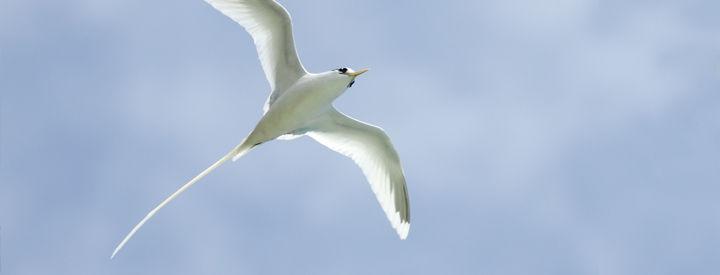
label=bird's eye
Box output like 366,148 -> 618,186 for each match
337,67 -> 348,74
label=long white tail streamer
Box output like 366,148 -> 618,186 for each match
111,142 -> 252,259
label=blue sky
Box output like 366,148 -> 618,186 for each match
1,0 -> 719,274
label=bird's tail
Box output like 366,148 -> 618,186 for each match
110,138 -> 255,259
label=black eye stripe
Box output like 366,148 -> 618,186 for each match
337,67 -> 348,73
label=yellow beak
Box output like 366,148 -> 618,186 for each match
347,68 -> 370,77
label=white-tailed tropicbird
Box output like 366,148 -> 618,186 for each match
111,0 -> 410,259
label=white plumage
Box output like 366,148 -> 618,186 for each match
112,0 -> 410,259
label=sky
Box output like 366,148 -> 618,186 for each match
1,0 -> 719,274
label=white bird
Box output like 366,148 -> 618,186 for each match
111,0 -> 410,259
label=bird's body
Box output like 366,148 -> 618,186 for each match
112,0 -> 410,259
246,72 -> 347,145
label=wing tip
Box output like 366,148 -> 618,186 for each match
397,221 -> 410,240
392,212 -> 410,240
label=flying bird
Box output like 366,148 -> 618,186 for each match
112,0 -> 410,258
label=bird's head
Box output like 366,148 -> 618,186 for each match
333,67 -> 370,88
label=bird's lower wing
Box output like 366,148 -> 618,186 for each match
307,108 -> 410,239
204,0 -> 307,111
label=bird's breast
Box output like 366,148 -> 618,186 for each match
249,77 -> 342,142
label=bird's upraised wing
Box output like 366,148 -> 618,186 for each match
205,0 -> 307,111
308,108 -> 410,239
